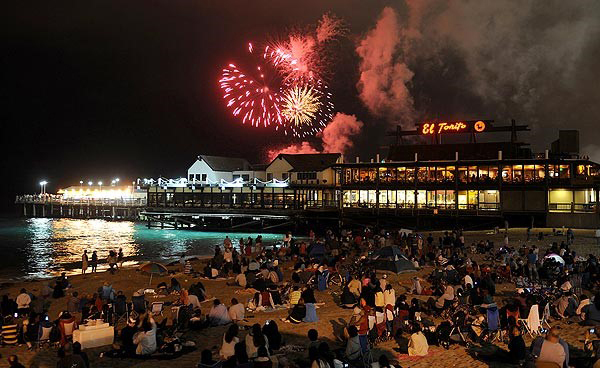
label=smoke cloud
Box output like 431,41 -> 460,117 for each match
352,1 -> 600,155
356,7 -> 416,128
266,113 -> 363,161
267,141 -> 319,161
320,113 -> 363,153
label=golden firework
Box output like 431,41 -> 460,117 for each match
281,86 -> 322,126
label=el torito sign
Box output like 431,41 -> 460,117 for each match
419,120 -> 487,135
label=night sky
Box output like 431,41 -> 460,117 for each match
2,0 -> 600,213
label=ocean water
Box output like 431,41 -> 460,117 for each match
0,218 -> 284,280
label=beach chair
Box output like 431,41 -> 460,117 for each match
540,303 -> 551,330
113,298 -> 129,329
486,306 -> 502,343
37,325 -> 53,349
150,302 -> 164,317
519,304 -> 541,337
61,321 -> 75,343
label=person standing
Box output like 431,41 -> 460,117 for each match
117,248 -> 124,268
81,250 -> 88,275
91,251 -> 98,273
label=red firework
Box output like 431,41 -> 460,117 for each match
219,43 -> 283,127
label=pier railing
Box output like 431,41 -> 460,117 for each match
15,195 -> 147,207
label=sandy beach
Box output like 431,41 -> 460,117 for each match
1,227 -> 599,368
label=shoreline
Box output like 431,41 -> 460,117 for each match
0,227 -> 599,367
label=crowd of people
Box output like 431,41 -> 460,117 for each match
4,226 -> 600,367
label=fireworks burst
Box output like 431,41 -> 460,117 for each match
282,85 -> 321,127
219,14 -> 346,137
316,13 -> 348,43
219,44 -> 283,127
280,80 -> 334,138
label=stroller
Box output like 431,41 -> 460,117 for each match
437,310 -> 472,349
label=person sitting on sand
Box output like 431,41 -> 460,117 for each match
179,289 -> 201,311
530,327 -> 569,368
52,282 -> 65,299
198,349 -> 221,368
119,316 -> 138,357
133,315 -> 157,356
219,324 -> 239,360
339,285 -> 356,308
228,298 -> 245,322
471,326 -> 526,364
283,298 -> 306,324
407,323 -> 429,357
582,294 -> 600,326
208,299 -> 231,326
169,278 -> 181,293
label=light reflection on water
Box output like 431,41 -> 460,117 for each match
0,218 -> 283,280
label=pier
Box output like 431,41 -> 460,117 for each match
15,195 -> 145,220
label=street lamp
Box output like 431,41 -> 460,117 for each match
39,180 -> 48,195
79,180 -> 83,190
88,181 -> 93,186
98,181 -> 103,191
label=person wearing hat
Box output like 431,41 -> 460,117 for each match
119,316 -> 138,356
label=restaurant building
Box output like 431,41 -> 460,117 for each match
143,121 -> 600,229
337,121 -> 600,228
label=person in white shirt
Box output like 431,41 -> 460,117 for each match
133,315 -> 157,355
16,288 -> 31,315
383,284 -> 395,307
219,324 -> 239,360
463,274 -> 474,289
208,299 -> 232,326
228,298 -> 245,322
408,324 -> 429,356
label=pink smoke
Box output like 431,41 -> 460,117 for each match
267,141 -> 319,161
267,113 -> 363,161
320,113 -> 363,153
356,7 -> 415,127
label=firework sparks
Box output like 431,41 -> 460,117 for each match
219,44 -> 283,128
316,13 -> 348,43
282,85 -> 321,127
220,14 -> 345,137
281,80 -> 334,138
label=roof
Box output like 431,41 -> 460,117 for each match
251,163 -> 269,171
198,155 -> 251,172
275,153 -> 341,172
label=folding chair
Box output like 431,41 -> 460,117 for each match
540,303 -> 551,330
113,298 -> 129,329
150,302 -> 164,317
486,306 -> 502,343
62,321 -> 75,342
37,325 -> 53,349
519,304 -> 540,337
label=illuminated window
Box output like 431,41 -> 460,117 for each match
406,167 -> 415,183
512,165 -> 523,183
535,165 -> 546,180
502,166 -> 512,182
559,165 -> 570,179
458,167 -> 468,183
479,190 -> 499,210
524,165 -> 535,182
468,166 -> 478,182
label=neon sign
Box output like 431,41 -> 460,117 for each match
419,120 -> 487,135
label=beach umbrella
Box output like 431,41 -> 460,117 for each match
138,262 -> 168,285
543,254 -> 565,265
